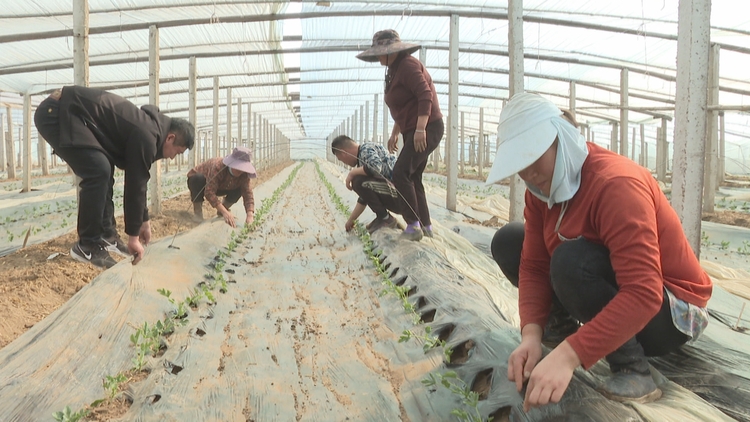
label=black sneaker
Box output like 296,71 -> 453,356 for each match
71,242 -> 117,269
102,234 -> 129,257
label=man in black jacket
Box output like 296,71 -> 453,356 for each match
35,86 -> 195,268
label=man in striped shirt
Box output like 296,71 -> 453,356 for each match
331,135 -> 402,233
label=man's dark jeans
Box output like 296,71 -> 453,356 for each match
491,221 -> 688,367
34,96 -> 117,247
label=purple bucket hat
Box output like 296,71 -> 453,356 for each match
223,146 -> 257,178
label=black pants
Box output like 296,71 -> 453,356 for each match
351,175 -> 401,218
491,222 -> 688,368
392,118 -> 444,226
34,96 -> 117,247
187,174 -> 241,207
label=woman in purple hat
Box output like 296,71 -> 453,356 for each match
357,29 -> 444,241
187,146 -> 257,228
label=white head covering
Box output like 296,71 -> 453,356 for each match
487,93 -> 589,208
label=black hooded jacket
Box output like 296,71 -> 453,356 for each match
57,86 -> 172,236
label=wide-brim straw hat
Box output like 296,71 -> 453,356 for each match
486,93 -> 562,184
356,29 -> 421,62
223,146 -> 257,178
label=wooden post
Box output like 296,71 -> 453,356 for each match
21,94 -> 32,192
507,0 -> 526,222
148,25 -> 162,214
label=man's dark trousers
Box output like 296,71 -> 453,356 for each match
35,96 -> 117,247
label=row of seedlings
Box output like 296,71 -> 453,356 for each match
313,162 -> 489,422
53,163 -> 304,422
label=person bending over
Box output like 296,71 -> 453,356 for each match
487,92 -> 712,410
34,86 -> 194,268
187,146 -> 256,228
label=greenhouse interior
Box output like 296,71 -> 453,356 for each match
0,1 -> 749,421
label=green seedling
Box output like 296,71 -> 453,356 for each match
422,371 -> 489,422
720,240 -> 730,250
52,406 -> 90,422
103,373 -> 128,399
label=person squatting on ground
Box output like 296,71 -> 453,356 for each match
34,85 -> 195,268
187,146 -> 257,228
331,135 -> 401,234
356,29 -> 444,241
487,93 -> 712,410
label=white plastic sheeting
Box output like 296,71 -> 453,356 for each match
0,1 -> 748,161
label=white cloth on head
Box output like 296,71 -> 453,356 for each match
526,116 -> 589,208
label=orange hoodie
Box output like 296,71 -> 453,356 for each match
519,143 -> 712,369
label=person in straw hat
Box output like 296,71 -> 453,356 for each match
357,29 -> 444,241
187,146 -> 257,228
488,92 -> 712,409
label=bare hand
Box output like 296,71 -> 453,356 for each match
245,212 -> 255,226
388,135 -> 399,154
128,235 -> 145,265
413,130 -> 427,153
222,210 -> 236,228
519,341 -> 580,412
508,337 -> 543,393
139,220 -> 151,246
345,219 -> 355,232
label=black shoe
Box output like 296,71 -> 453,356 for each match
542,305 -> 580,348
71,242 -> 117,269
101,234 -> 129,257
367,215 -> 398,234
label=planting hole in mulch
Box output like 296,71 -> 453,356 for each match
436,324 -> 456,342
389,266 -> 399,278
448,339 -> 475,365
420,309 -> 436,323
164,361 -> 183,375
393,275 -> 408,286
415,296 -> 428,309
146,394 -> 161,404
488,405 -> 512,422
225,269 -> 235,274
406,286 -> 418,297
195,328 -> 206,337
471,368 -> 494,400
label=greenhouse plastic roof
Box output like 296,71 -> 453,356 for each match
0,0 -> 748,160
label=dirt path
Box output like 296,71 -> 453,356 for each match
120,162 -> 417,421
